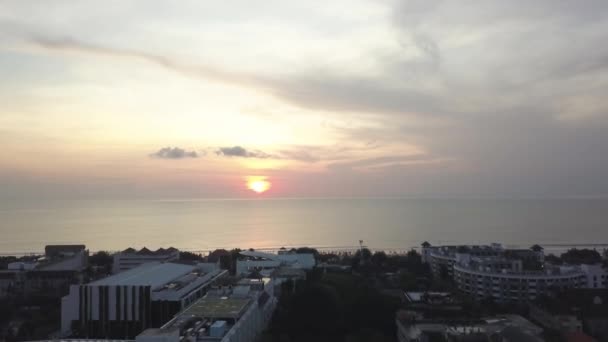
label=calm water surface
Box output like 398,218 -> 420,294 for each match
1,198 -> 607,253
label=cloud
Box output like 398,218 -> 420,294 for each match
23,34 -> 268,89
20,31 -> 445,118
150,147 -> 198,159
6,1 -> 608,198
214,145 -> 323,162
327,154 -> 440,172
215,146 -> 274,159
277,149 -> 319,163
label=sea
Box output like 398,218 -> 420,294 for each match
1,198 -> 607,255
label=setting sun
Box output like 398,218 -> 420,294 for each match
246,176 -> 271,194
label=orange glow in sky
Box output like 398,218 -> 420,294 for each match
246,176 -> 271,194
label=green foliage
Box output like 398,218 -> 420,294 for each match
208,248 -> 241,274
0,256 -> 18,269
371,251 -> 388,267
351,248 -> 372,270
295,247 -> 320,258
561,248 -> 602,264
268,272 -> 399,342
398,271 -> 417,291
88,251 -> 113,275
544,254 -> 562,265
89,251 -> 113,267
179,251 -> 204,262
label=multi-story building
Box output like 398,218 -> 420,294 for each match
136,278 -> 277,342
395,310 -> 544,342
0,245 -> 88,298
530,289 -> 608,340
112,247 -> 180,274
454,263 -> 586,302
61,261 -> 227,339
580,264 -> 608,289
422,242 -> 605,302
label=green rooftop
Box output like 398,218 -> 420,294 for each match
181,297 -> 251,319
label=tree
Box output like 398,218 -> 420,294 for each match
544,254 -> 562,265
352,248 -> 372,270
399,271 -> 417,290
89,251 -> 113,274
229,248 -> 242,275
295,247 -> 320,259
89,251 -> 113,267
317,252 -> 339,263
287,284 -> 342,339
406,249 -> 422,263
179,251 -> 204,262
371,251 -> 388,268
561,248 -> 602,264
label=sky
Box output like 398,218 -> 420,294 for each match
1,0 -> 608,199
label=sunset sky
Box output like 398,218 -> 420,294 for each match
1,1 -> 608,199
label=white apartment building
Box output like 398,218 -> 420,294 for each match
580,264 -> 608,289
453,263 -> 586,302
422,242 -> 606,302
113,247 -> 180,274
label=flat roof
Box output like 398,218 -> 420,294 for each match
89,262 -> 196,288
180,296 -> 251,319
405,292 -> 451,302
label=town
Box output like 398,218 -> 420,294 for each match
1,242 -> 607,342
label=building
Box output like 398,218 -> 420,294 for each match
454,263 -> 587,302
136,278 -> 277,342
45,245 -> 87,257
530,289 -> 608,341
396,310 -> 544,342
529,305 -> 582,334
61,262 -> 227,338
422,243 -> 604,302
235,250 -> 315,276
112,247 -> 180,274
579,264 -> 608,289
0,245 -> 88,298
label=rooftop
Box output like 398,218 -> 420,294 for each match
405,291 -> 452,303
180,296 -> 251,319
89,262 -> 196,288
120,247 -> 179,255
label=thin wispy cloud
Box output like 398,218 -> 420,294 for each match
26,34 -> 266,89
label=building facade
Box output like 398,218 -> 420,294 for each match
136,278 -> 277,342
422,243 -> 605,302
453,264 -> 586,302
112,248 -> 180,274
0,245 -> 87,299
61,262 -> 227,339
